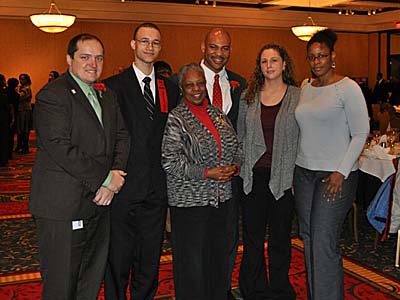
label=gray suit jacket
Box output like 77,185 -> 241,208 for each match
237,85 -> 300,199
30,72 -> 130,220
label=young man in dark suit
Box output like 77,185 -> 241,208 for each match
104,23 -> 180,300
200,27 -> 247,300
30,33 -> 130,300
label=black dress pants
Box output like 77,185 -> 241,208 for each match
105,195 -> 167,300
35,207 -> 110,300
170,200 -> 231,300
240,168 -> 296,300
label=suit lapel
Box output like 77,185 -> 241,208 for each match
66,73 -> 105,132
98,90 -> 112,153
226,70 -> 241,103
128,68 -> 153,130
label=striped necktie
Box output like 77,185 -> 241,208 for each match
143,77 -> 155,120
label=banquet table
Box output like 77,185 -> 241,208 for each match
360,147 -> 400,265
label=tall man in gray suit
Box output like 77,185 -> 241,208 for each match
200,27 -> 247,299
30,33 -> 130,300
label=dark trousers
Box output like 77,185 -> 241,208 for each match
8,123 -> 16,159
240,168 -> 295,300
16,131 -> 30,152
170,200 -> 231,300
35,207 -> 110,300
227,177 -> 242,292
105,195 -> 167,300
294,166 -> 357,300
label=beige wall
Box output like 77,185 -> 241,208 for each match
1,18 -> 372,101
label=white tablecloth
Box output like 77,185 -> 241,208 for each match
360,155 -> 400,233
359,156 -> 396,182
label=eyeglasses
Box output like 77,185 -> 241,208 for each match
306,54 -> 330,62
136,39 -> 161,48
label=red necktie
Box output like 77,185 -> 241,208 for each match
213,74 -> 223,110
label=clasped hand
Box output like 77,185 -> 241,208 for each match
93,170 -> 127,206
207,165 -> 237,183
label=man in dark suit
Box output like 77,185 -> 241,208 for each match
373,72 -> 388,103
104,23 -> 180,300
30,33 -> 130,300
200,27 -> 246,299
200,27 -> 246,131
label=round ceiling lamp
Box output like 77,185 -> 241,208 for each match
30,1 -> 76,33
291,17 -> 327,42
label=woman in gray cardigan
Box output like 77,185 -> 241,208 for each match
162,63 -> 243,300
237,44 -> 299,300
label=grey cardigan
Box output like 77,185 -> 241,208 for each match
162,102 -> 243,208
237,85 -> 300,199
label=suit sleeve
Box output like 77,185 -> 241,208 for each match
34,87 -> 111,192
110,90 -> 130,171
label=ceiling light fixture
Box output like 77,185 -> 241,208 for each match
30,1 -> 76,33
291,16 -> 327,42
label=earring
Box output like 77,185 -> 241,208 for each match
331,62 -> 336,69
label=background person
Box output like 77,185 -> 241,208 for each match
48,70 -> 60,82
162,63 -> 243,300
154,60 -> 173,78
0,74 -> 12,167
6,77 -> 19,159
294,29 -> 369,300
237,44 -> 299,300
16,73 -> 32,154
30,33 -> 130,300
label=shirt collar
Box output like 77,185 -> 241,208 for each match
200,59 -> 228,81
69,71 -> 93,97
132,62 -> 155,83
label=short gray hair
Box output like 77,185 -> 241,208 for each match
177,63 -> 205,88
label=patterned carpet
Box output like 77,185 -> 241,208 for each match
1,134 -> 400,299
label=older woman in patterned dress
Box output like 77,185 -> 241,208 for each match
162,63 -> 243,300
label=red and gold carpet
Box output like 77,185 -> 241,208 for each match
1,241 -> 400,300
2,134 -> 400,299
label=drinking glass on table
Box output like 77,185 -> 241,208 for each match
387,128 -> 398,148
372,130 -> 381,144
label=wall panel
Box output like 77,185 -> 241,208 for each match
0,18 -> 370,100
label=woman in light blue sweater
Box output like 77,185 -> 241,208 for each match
294,29 -> 369,300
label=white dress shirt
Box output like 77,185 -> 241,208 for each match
132,62 -> 156,103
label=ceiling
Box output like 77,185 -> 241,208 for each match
2,0 -> 400,32
127,0 -> 400,15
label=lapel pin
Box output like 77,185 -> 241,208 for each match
71,89 -> 76,94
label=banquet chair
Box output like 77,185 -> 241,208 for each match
347,200 -> 358,242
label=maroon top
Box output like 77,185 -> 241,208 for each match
254,101 -> 282,169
